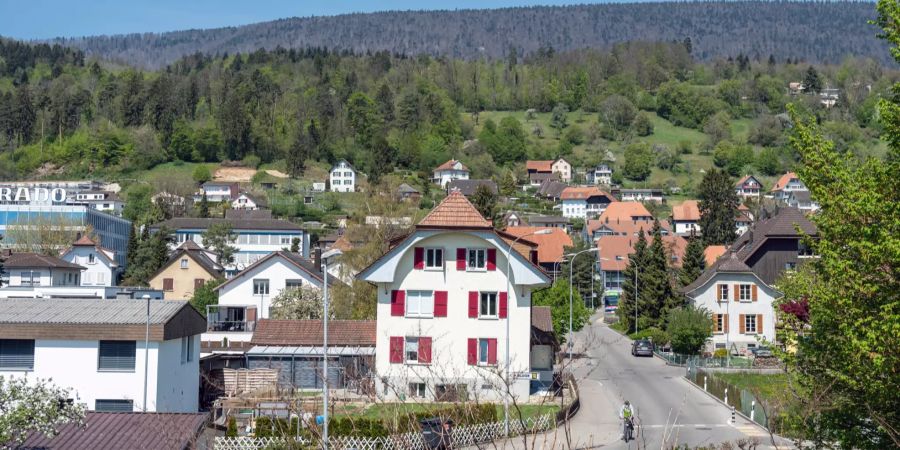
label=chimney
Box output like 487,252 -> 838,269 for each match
314,247 -> 322,270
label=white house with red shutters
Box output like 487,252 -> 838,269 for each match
683,251 -> 782,355
358,191 -> 551,402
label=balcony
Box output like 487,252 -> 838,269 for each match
206,305 -> 257,332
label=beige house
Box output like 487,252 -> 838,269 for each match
149,241 -> 223,300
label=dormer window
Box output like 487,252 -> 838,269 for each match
88,254 -> 95,264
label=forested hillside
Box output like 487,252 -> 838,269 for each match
48,1 -> 888,69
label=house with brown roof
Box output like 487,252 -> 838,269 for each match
60,236 -> 119,287
432,159 -> 470,187
0,251 -> 84,288
149,241 -> 224,300
231,192 -> 267,211
770,172 -> 808,201
734,175 -> 763,199
526,158 -> 572,182
530,305 -> 557,393
560,186 -> 616,219
19,412 -> 211,450
505,226 -> 573,275
536,179 -> 568,200
597,232 -> 687,297
357,191 -> 551,401
671,200 -> 701,237
615,188 -> 665,203
584,202 -> 656,241
246,319 -> 376,390
730,207 -> 818,285
448,179 -> 499,197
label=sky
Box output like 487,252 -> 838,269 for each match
0,0 -> 608,40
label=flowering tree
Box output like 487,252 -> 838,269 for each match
269,285 -> 329,320
0,376 -> 86,448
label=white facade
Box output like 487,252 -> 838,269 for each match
360,230 -> 550,402
60,246 -> 117,287
588,165 -> 613,185
330,160 -> 356,193
169,227 -> 308,273
561,199 -> 608,219
673,220 -> 700,236
551,159 -> 572,183
193,183 -> 236,203
735,176 -> 762,199
433,163 -> 470,188
3,267 -> 82,288
0,337 -> 199,413
619,190 -> 664,203
688,272 -> 780,355
231,193 -> 261,210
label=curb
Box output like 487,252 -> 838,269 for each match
683,375 -> 764,430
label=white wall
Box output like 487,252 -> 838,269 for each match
552,160 -> 571,182
62,246 -> 115,287
5,268 -> 81,287
218,256 -> 324,319
330,163 -> 356,192
0,337 -> 199,413
433,170 -> 469,188
562,199 -> 586,219
689,272 -> 779,354
373,232 -> 539,402
674,220 -> 700,236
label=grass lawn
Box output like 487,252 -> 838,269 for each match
714,372 -> 791,402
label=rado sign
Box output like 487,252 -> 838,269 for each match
0,187 -> 67,204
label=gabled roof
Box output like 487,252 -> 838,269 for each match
735,175 -> 761,187
3,252 -> 84,270
448,179 -> 498,197
597,233 -> 688,271
252,319 -> 376,346
586,217 -> 664,238
526,160 -> 554,172
771,172 -> 799,192
732,207 -> 817,262
434,159 -> 469,172
672,200 -> 700,222
152,241 -> 223,280
61,236 -> 117,267
537,180 -> 567,199
397,183 -> 420,194
703,245 -> 727,266
560,186 -> 612,201
151,217 -> 303,231
598,202 -> 653,221
19,412 -> 208,450
787,190 -> 813,203
73,235 -> 97,246
505,227 -> 573,265
235,192 -> 267,207
417,191 -> 492,229
330,158 -> 355,172
532,306 -> 553,333
214,251 -> 338,292
683,251 -> 771,296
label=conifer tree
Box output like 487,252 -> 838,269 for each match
640,220 -> 678,327
698,168 -> 739,245
679,232 -> 707,287
198,192 -> 210,218
618,231 -> 648,333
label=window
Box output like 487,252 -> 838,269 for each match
20,271 -> 41,287
409,383 -> 427,398
425,248 -> 443,270
717,284 -> 729,302
798,242 -> 815,258
88,253 -> 96,264
96,273 -> 105,285
715,343 -> 726,349
479,292 -> 497,318
405,337 -> 420,364
95,399 -> 134,412
253,279 -> 269,295
286,279 -> 303,290
344,171 -> 352,177
744,315 -> 758,334
477,338 -> 494,365
280,236 -> 292,245
714,314 -> 724,333
406,291 -> 434,318
467,249 -> 486,270
0,339 -> 35,370
248,235 -> 259,245
181,336 -> 193,364
98,341 -> 136,372
163,278 -> 174,291
739,284 -> 752,302
180,258 -> 188,269
785,262 -> 797,271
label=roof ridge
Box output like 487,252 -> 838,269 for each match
417,191 -> 492,228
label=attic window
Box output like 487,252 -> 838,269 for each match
181,258 -> 188,269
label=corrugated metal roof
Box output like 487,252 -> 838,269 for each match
0,298 -> 189,325
247,346 -> 376,356
18,412 -> 207,450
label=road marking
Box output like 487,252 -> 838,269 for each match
642,424 -> 730,429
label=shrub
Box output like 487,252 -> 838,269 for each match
713,348 -> 728,358
192,165 -> 212,184
633,326 -> 670,346
666,306 -> 713,355
243,154 -> 262,169
226,416 -> 238,437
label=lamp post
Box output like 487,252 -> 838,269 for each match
320,248 -> 342,450
504,228 -> 552,437
565,248 -> 598,362
142,294 -> 150,413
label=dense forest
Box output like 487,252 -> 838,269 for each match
47,2 -> 889,69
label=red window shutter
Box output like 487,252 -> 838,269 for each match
414,247 -> 424,270
751,285 -> 758,302
739,314 -> 746,334
456,248 -> 467,271
434,291 -> 448,317
487,248 -> 497,271
467,338 -> 477,365
468,292 -> 478,318
390,290 -> 406,316
499,292 -> 508,319
163,278 -> 174,291
418,337 -> 432,364
757,314 -> 763,334
488,338 -> 498,365
389,337 -> 403,363
733,284 -> 740,302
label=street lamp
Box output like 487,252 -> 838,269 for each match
565,248 -> 598,362
320,248 -> 342,450
142,294 -> 150,413
504,228 -> 552,437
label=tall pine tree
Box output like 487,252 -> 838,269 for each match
618,231 -> 648,333
640,220 -> 678,328
679,231 -> 707,287
198,192 -> 210,218
698,168 -> 739,245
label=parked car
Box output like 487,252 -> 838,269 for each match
751,346 -> 774,358
631,339 -> 653,357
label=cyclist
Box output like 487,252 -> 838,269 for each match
619,400 -> 635,442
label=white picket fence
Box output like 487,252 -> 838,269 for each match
215,414 -> 553,450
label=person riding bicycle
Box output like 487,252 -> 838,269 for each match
619,400 -> 634,441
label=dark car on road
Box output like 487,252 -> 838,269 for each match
631,339 -> 653,357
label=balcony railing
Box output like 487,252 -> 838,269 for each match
206,305 -> 257,333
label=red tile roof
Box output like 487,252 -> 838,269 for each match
504,227 -> 573,265
434,159 -> 469,172
771,172 -> 798,192
20,412 -> 208,450
418,191 -> 492,229
252,319 -> 376,346
526,160 -> 554,172
704,245 -> 727,266
560,186 -> 610,201
672,200 -> 700,222
598,202 -> 652,221
72,235 -> 97,246
597,234 -> 688,271
532,306 -> 553,333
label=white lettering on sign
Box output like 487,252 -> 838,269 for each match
0,187 -> 68,204
51,188 -> 66,203
33,188 -> 50,202
13,188 -> 30,202
0,188 -> 10,202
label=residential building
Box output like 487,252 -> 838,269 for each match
397,183 -> 421,202
615,188 -> 665,203
734,175 -> 763,199
730,207 -> 818,285
329,159 -> 356,193
584,202 -> 655,241
671,200 -> 701,237
0,298 -> 205,412
206,251 -> 338,345
358,191 -> 552,401
231,192 -> 266,211
526,159 -> 572,183
193,182 -> 238,203
560,187 -> 616,219
529,306 -> 558,392
73,191 -> 124,215
597,233 -> 687,296
536,180 -> 567,201
19,412 -> 210,450
502,211 -> 527,228
703,245 -> 727,266
785,190 -> 820,213
528,172 -> 558,187
432,159 -> 470,187
770,172 -> 807,201
0,251 -> 84,288
60,236 -> 119,287
526,215 -> 571,233
505,227 -> 572,277
683,252 -> 782,355
586,164 -> 613,186
150,217 -> 308,273
447,179 -> 499,197
149,241 -> 223,300
246,319 -> 375,390
735,205 -> 754,235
